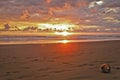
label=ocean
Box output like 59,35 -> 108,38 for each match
0,32 -> 120,44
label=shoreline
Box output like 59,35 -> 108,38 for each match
0,31 -> 120,37
0,39 -> 120,45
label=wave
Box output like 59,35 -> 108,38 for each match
0,33 -> 120,44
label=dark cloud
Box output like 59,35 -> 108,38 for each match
103,0 -> 120,7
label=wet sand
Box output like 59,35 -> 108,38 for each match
0,40 -> 120,80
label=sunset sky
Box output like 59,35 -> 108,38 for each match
0,0 -> 120,31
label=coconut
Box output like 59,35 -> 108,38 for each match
101,63 -> 111,73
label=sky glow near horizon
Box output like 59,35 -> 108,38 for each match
0,0 -> 120,32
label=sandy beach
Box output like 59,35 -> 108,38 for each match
0,40 -> 120,80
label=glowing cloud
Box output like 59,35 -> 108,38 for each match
39,23 -> 75,31
96,1 -> 103,5
89,0 -> 104,8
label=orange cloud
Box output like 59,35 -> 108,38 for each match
48,3 -> 72,16
90,8 -> 97,13
63,3 -> 72,9
46,0 -> 52,4
77,0 -> 88,7
20,10 -> 30,20
48,8 -> 55,16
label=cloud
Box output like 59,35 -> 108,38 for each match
20,10 -> 30,20
89,0 -> 104,8
0,0 -> 120,28
47,2 -> 73,17
104,0 -> 120,7
103,7 -> 119,14
0,0 -> 89,20
46,0 -> 52,4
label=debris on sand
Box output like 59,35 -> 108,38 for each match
101,63 -> 111,73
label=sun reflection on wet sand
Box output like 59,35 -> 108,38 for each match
55,41 -> 78,54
